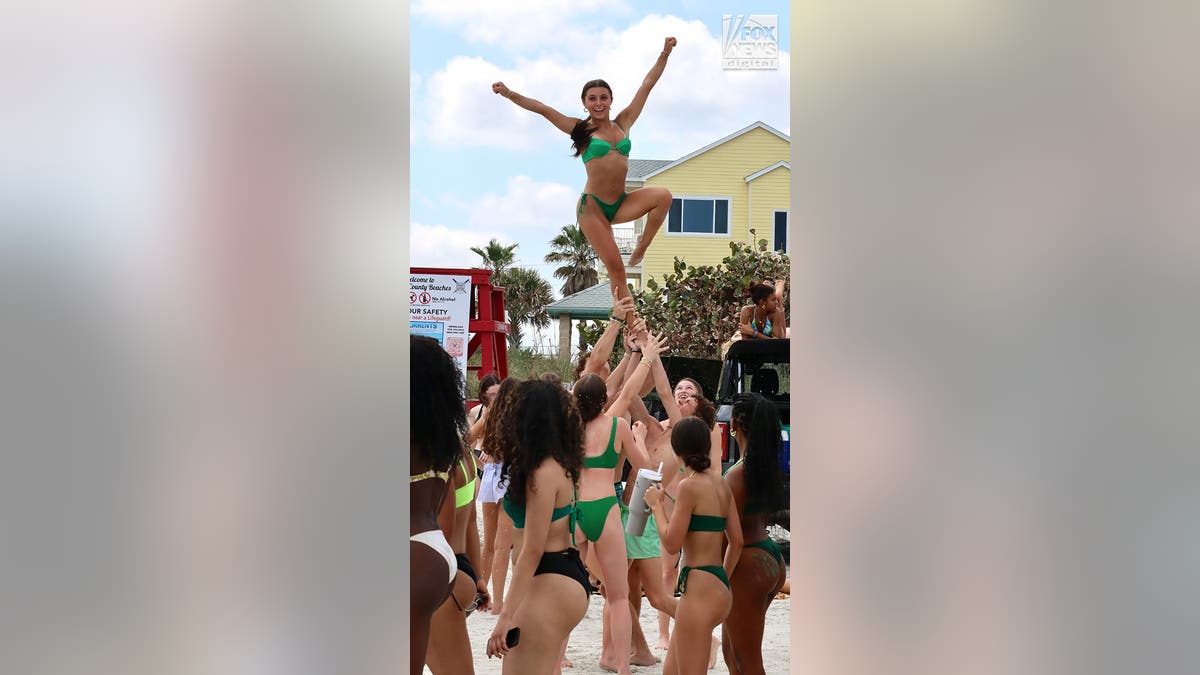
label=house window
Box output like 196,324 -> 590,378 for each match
773,210 -> 788,252
667,197 -> 730,236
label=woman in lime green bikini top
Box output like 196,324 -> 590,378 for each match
492,36 -> 679,325
644,416 -> 743,675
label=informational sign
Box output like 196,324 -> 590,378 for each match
410,273 -> 472,382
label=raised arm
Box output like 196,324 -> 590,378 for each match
615,37 -> 677,130
627,420 -> 653,471
587,296 -> 634,377
605,332 -> 668,418
653,357 -> 682,424
493,81 -> 578,134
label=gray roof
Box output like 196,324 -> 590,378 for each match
626,159 -> 673,181
545,282 -> 615,319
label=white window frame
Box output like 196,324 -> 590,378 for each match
772,209 -> 789,252
665,195 -> 734,238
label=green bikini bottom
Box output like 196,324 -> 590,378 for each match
578,192 -> 627,223
575,495 -> 619,543
676,565 -> 730,594
745,538 -> 785,566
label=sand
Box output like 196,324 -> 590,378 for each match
425,518 -> 791,674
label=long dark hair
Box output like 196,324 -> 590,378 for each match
570,79 -> 613,157
496,379 -> 584,508
410,336 -> 466,473
671,416 -> 712,472
732,393 -> 786,511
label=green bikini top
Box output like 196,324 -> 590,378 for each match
582,417 -> 620,469
454,455 -> 478,509
502,494 -> 575,530
689,513 -> 727,532
581,126 -> 631,164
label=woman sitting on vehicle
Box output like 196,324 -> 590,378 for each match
737,283 -> 787,339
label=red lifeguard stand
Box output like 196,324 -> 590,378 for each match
411,267 -> 509,382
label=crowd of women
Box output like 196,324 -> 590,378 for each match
410,295 -> 789,674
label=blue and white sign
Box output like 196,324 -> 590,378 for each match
410,273 -> 472,381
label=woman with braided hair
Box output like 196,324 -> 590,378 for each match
721,393 -> 789,674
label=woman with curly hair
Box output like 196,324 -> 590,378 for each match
572,332 -> 666,673
492,38 -> 678,323
409,336 -> 468,673
485,378 -> 591,673
721,393 -> 789,674
469,374 -> 518,613
645,416 -> 744,674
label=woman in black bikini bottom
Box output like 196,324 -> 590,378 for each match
485,379 -> 591,674
645,416 -> 743,674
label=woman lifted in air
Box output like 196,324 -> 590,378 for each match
493,37 -> 678,323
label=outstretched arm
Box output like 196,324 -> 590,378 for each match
615,37 -> 676,130
493,81 -> 577,134
587,296 -> 634,377
605,332 -> 668,418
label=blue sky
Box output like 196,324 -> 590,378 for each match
410,1 -> 791,309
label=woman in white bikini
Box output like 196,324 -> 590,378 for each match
409,335 -> 467,673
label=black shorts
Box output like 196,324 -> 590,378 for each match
534,548 -> 592,598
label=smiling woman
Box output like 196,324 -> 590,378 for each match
491,36 -> 679,325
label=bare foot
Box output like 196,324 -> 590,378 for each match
631,651 -> 660,666
627,235 -> 648,266
560,656 -> 573,668
708,634 -> 719,669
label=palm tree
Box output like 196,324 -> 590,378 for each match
499,267 -> 553,349
470,238 -> 519,280
544,224 -> 599,296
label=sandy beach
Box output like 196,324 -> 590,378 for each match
425,516 -> 791,674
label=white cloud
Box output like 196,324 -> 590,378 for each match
412,0 -> 631,52
416,14 -> 790,158
409,222 -> 496,269
467,175 -> 579,235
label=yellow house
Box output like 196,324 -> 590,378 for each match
606,121 -> 790,288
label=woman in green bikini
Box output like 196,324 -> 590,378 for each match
645,416 -> 744,675
485,378 -> 591,673
492,36 -> 678,322
721,393 -> 789,674
572,332 -> 665,674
